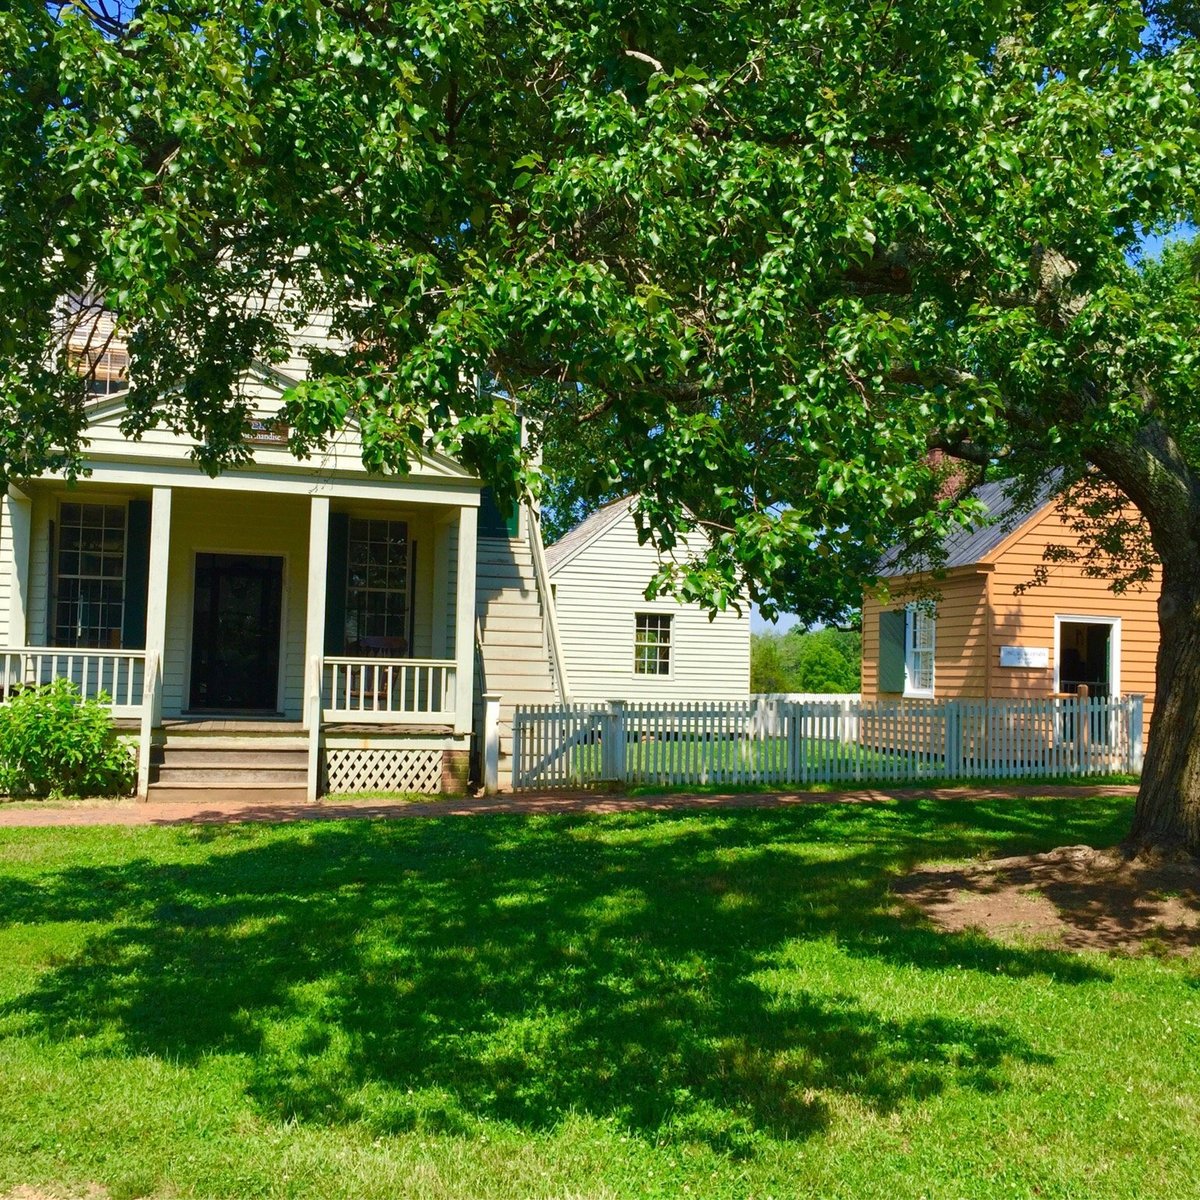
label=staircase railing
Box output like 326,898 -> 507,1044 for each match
526,505 -> 572,703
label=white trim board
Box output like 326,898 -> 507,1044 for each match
1053,614 -> 1122,696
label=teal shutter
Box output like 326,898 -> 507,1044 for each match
122,499 -> 151,649
324,512 -> 349,654
479,487 -> 519,538
878,610 -> 907,693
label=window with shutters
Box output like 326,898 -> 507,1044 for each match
54,503 -> 127,648
904,604 -> 936,697
344,518 -> 409,653
634,613 -> 672,675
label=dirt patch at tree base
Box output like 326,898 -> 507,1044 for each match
894,845 -> 1200,955
2,1189 -> 109,1200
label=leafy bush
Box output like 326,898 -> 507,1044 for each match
0,679 -> 135,798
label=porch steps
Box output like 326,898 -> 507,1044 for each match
147,730 -> 309,798
474,536 -> 560,789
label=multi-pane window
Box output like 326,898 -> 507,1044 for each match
55,503 -> 126,648
904,603 -> 936,696
71,346 -> 129,395
345,518 -> 409,652
634,613 -> 672,675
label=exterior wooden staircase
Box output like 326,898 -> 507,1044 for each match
474,532 -> 563,789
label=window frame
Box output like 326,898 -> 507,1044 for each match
52,500 -> 129,649
633,612 -> 673,677
343,516 -> 411,654
903,603 -> 936,698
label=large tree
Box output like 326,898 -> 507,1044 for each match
2,0 -> 1199,849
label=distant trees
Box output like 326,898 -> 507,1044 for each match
751,627 -> 861,695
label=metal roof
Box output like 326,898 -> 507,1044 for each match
878,477 -> 1061,577
543,496 -> 635,572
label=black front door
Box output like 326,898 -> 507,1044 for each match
189,553 -> 284,710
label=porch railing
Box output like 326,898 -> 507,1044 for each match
322,656 -> 456,723
0,647 -> 146,718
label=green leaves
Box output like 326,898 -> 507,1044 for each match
2,0 -> 1198,622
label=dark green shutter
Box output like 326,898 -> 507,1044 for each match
324,512 -> 349,654
878,610 -> 907,693
122,500 -> 151,649
479,487 -> 519,538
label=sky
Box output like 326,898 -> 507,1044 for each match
751,605 -> 801,634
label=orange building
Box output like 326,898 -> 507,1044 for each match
862,481 -> 1160,742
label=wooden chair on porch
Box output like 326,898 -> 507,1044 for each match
349,636 -> 408,713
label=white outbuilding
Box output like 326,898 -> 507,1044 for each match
544,498 -> 750,704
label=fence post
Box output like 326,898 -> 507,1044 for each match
1075,684 -> 1090,773
786,700 -> 802,783
943,700 -> 962,779
605,699 -> 628,784
483,692 -> 502,794
1128,694 -> 1145,774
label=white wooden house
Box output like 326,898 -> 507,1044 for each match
0,363 -> 563,798
544,498 -> 750,704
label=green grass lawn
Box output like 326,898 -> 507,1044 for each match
0,797 -> 1197,1199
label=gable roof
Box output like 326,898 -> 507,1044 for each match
879,476 -> 1062,578
544,496 -> 636,573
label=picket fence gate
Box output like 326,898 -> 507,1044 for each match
510,694 -> 1145,791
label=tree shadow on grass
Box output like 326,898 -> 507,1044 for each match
0,798 -> 1121,1153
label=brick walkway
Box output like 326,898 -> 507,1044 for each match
0,784 -> 1138,828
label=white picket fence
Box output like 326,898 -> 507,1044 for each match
511,694 -> 1145,790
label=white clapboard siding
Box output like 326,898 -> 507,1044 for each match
475,535 -> 559,786
512,695 -> 1145,790
545,502 -> 750,704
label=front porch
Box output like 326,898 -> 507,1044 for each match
1,469 -> 481,798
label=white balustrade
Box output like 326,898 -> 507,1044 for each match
322,657 -> 456,723
0,647 -> 146,717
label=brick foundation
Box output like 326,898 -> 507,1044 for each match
441,748 -> 470,794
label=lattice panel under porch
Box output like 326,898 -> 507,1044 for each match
324,748 -> 444,794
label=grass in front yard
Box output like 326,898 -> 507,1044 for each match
0,796 -> 1197,1199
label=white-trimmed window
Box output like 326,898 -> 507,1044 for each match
54,502 -> 127,648
344,518 -> 409,652
634,613 -> 672,675
904,603 -> 935,696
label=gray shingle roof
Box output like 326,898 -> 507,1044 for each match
543,496 -> 635,572
878,476 -> 1061,577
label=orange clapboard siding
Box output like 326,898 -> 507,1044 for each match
862,570 -> 988,702
986,503 -> 1159,739
861,498 -> 1159,747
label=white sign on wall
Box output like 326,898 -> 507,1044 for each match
999,645 -> 1050,669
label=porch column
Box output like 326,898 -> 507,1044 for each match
453,503 -> 478,735
137,486 -> 171,797
4,486 -> 32,647
303,495 -> 330,735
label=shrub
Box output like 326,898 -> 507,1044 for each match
0,679 -> 135,798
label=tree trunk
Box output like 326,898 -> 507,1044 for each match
1126,570 -> 1200,857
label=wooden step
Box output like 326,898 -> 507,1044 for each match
160,734 -> 307,753
146,785 -> 309,803
162,748 -> 307,768
156,766 -> 309,786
